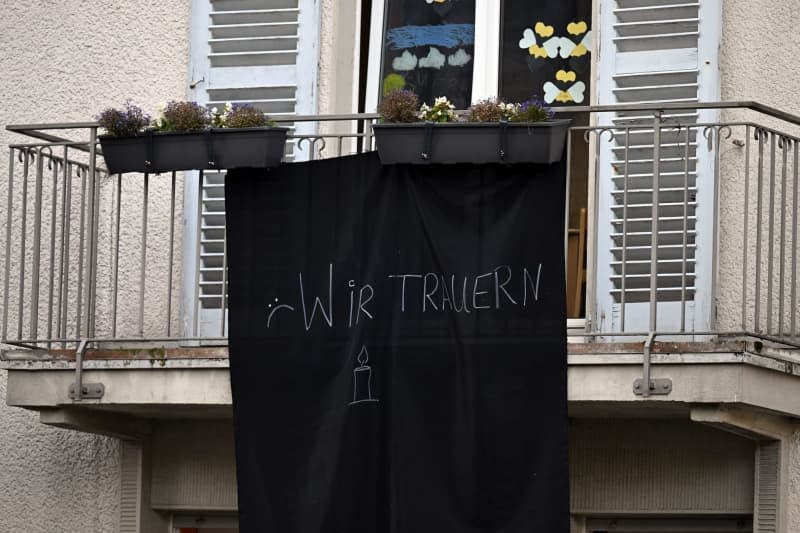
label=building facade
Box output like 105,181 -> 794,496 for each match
1,1 -> 799,532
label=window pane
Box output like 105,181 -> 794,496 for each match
381,0 -> 476,109
500,0 -> 592,105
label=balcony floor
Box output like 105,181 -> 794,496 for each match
2,337 -> 799,439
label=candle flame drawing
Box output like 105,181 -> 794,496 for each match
350,345 -> 379,405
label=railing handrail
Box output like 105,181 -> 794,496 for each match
3,102 -> 799,356
7,100 -> 800,141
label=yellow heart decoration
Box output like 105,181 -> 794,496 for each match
556,90 -> 574,103
570,43 -> 589,57
528,45 -> 548,58
534,22 -> 554,38
567,21 -> 588,35
556,70 -> 577,82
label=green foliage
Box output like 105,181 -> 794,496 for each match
382,74 -> 406,96
418,96 -> 456,123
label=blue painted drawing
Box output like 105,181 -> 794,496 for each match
386,24 -> 474,50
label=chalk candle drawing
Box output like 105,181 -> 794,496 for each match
350,345 -> 379,406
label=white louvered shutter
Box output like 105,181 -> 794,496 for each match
755,440 -> 780,533
594,0 -> 719,333
118,441 -> 142,533
184,0 -> 319,338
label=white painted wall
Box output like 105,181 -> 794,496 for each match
0,0 -> 190,530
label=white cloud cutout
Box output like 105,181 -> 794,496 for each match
392,50 -> 418,71
418,47 -> 446,69
447,48 -> 472,67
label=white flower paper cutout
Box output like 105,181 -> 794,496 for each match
543,81 -> 586,104
519,28 -> 537,49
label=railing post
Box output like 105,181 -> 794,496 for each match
83,127 -> 100,338
710,125 -> 724,333
16,150 -> 30,340
363,117 -> 373,153
649,111 -> 662,332
564,128 -> 572,278
29,147 -> 45,339
633,112 -> 672,396
2,148 -> 15,341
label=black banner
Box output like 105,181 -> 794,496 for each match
225,152 -> 568,533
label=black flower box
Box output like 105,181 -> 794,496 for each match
98,127 -> 289,174
372,120 -> 571,165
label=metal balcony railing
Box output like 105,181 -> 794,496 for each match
2,102 -> 799,355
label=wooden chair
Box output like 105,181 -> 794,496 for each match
566,208 -> 587,318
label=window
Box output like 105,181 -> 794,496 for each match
379,0 -> 477,108
365,0 -> 592,109
363,1 -> 593,319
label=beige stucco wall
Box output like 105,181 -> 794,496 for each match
316,0 -> 362,158
789,427 -> 800,533
720,0 -> 800,119
0,0 -> 190,530
718,8 -> 800,530
715,0 -> 800,335
0,374 -> 120,532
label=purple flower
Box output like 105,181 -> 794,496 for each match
96,100 -> 150,137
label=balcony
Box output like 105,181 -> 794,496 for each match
1,102 -> 799,428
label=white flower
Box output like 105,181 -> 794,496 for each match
224,102 -> 233,113
211,106 -> 219,115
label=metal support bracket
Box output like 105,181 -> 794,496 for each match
68,382 -> 105,400
633,378 -> 672,395
70,339 -> 105,401
633,331 -> 673,396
